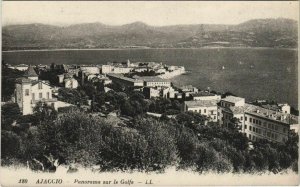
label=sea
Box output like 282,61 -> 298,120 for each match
2,48 -> 298,108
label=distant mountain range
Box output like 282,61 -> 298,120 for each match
2,18 -> 298,50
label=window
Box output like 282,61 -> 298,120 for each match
244,125 -> 247,129
275,125 -> 278,131
259,120 -> 262,125
199,109 -> 201,114
249,134 -> 252,139
25,89 -> 29,96
204,109 -> 206,113
214,116 -> 216,119
39,93 -> 42,99
283,128 -> 286,133
250,118 -> 252,123
211,111 -> 214,115
32,93 -> 35,100
268,123 -> 271,128
38,82 -> 43,89
257,128 -> 261,134
245,116 -> 247,121
47,92 -> 50,99
249,126 -> 252,131
241,116 -> 243,121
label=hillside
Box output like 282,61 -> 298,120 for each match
2,18 -> 298,50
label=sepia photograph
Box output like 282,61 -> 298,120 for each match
0,1 -> 299,186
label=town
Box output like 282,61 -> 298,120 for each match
4,60 -> 298,144
1,59 -> 299,174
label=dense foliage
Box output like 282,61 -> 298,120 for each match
1,69 -> 298,173
1,105 -> 298,173
1,62 -> 24,101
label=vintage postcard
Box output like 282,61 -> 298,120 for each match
0,1 -> 299,186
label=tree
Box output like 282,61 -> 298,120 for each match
1,64 -> 24,101
1,130 -> 22,159
1,103 -> 21,130
32,101 -> 57,125
133,118 -> 178,171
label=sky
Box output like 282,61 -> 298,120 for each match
2,1 -> 299,26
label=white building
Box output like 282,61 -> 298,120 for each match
279,103 -> 291,114
133,76 -> 171,87
218,96 -> 291,143
64,78 -> 79,89
107,73 -> 144,87
101,65 -> 113,74
143,86 -> 176,99
80,66 -> 100,74
219,95 -> 245,107
183,100 -> 219,122
58,73 -> 79,89
191,92 -> 221,101
9,64 -> 29,71
113,67 -> 132,74
15,66 -> 71,115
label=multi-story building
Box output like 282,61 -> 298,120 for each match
101,63 -> 133,74
80,65 -> 100,74
107,73 -> 144,87
58,73 -> 79,89
143,87 -> 160,98
64,78 -> 79,89
218,95 -> 291,143
219,95 -> 245,107
178,85 -> 199,98
9,64 -> 29,71
191,92 -> 221,101
15,66 -> 73,115
183,100 -> 219,122
133,76 -> 171,87
15,66 -> 57,115
143,86 -> 176,99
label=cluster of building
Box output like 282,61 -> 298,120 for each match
8,60 -> 298,144
10,60 -> 185,116
183,93 -> 297,143
101,60 -> 185,78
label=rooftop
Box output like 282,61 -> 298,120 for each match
226,103 -> 296,125
185,100 -> 218,108
133,75 -> 169,82
16,78 -> 51,86
222,96 -> 245,103
107,73 -> 143,83
24,66 -> 38,77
